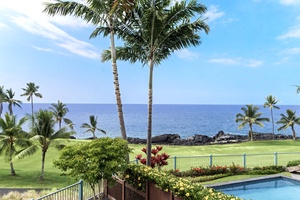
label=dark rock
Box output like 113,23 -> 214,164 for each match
127,137 -> 147,144
152,134 -> 180,144
69,135 -> 76,139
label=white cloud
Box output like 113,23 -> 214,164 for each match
279,0 -> 300,5
0,22 -> 9,29
0,0 -> 99,59
208,57 -> 263,67
277,25 -> 300,39
280,47 -> 300,55
175,49 -> 199,60
32,46 -> 54,52
203,5 -> 225,22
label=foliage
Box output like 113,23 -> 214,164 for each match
287,160 -> 300,167
123,164 -> 241,200
263,95 -> 280,137
135,146 -> 169,169
49,100 -> 73,130
247,165 -> 285,175
54,137 -> 131,198
2,88 -> 22,115
0,113 -> 29,175
81,115 -> 106,139
276,109 -> 300,140
236,104 -> 270,141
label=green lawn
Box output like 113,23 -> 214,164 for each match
1,139 -> 300,189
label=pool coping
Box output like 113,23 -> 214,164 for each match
205,174 -> 297,188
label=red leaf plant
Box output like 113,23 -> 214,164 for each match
135,146 -> 170,169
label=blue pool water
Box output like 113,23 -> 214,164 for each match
212,176 -> 300,200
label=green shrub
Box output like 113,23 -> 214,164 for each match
287,160 -> 300,167
248,165 -> 285,175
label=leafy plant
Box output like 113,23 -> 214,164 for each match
287,160 -> 300,167
135,146 -> 169,169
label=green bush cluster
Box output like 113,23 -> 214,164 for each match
248,165 -> 286,175
123,164 -> 242,200
287,160 -> 300,167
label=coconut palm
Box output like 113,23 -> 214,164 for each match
102,0 -> 209,165
81,115 -> 106,139
236,105 -> 270,141
263,95 -> 280,139
21,82 -> 43,124
3,88 -> 22,115
0,86 -> 5,117
0,113 -> 29,175
49,100 -> 73,130
43,0 -> 135,142
295,85 -> 300,94
16,109 -> 74,180
276,109 -> 300,140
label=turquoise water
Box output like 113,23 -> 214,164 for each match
3,103 -> 300,139
214,177 -> 300,200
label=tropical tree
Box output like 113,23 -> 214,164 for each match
235,105 -> 270,141
3,88 -> 22,115
263,95 -> 280,139
16,109 -> 74,180
81,115 -> 106,139
21,82 -> 43,124
295,85 -> 300,94
0,86 -> 5,117
0,113 -> 29,176
276,109 -> 300,140
43,0 -> 135,142
102,0 -> 209,165
49,100 -> 73,130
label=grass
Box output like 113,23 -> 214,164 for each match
1,139 -> 300,189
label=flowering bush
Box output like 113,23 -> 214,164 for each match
135,146 -> 170,169
123,164 -> 242,200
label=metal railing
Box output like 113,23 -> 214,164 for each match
34,180 -> 102,200
134,152 -> 300,171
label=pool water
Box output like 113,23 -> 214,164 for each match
212,176 -> 300,200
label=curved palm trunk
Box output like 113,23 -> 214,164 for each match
9,143 -> 16,176
31,96 -> 34,124
109,20 -> 129,162
146,61 -> 154,166
291,125 -> 296,140
40,150 -> 46,180
0,103 -> 3,117
271,108 -> 275,140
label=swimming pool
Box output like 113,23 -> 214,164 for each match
210,175 -> 300,200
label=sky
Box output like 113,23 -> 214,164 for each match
1,0 -> 300,105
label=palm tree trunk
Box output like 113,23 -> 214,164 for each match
109,19 -> 129,162
249,123 -> 253,141
0,103 -> 3,117
40,150 -> 46,180
10,162 -> 16,176
31,96 -> 34,125
271,108 -> 275,140
146,61 -> 154,166
9,103 -> 13,115
292,125 -> 296,140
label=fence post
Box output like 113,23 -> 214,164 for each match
78,179 -> 83,200
209,155 -> 212,167
243,153 -> 246,169
274,152 -> 278,166
174,156 -> 177,170
135,159 -> 138,164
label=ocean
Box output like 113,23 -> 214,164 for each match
3,104 -> 300,139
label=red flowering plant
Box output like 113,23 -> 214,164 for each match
135,146 -> 170,169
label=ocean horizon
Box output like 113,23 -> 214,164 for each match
2,103 -> 300,139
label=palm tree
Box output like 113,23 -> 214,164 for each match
0,86 -> 5,117
49,100 -> 73,130
81,115 -> 106,139
0,113 -> 29,176
21,82 -> 43,124
276,109 -> 300,140
3,88 -> 22,115
295,85 -> 300,94
102,0 -> 209,165
263,95 -> 280,139
236,105 -> 270,141
18,109 -> 74,180
43,0 -> 135,142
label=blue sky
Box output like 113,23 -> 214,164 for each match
1,0 -> 300,105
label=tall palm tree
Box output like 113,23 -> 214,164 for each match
236,105 -> 270,141
21,82 -> 43,124
276,109 -> 300,140
49,100 -> 73,130
0,86 -> 5,117
295,85 -> 300,94
17,109 -> 74,180
0,113 -> 29,176
81,115 -> 106,139
3,88 -> 22,115
102,0 -> 209,165
43,0 -> 135,142
263,95 -> 280,139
